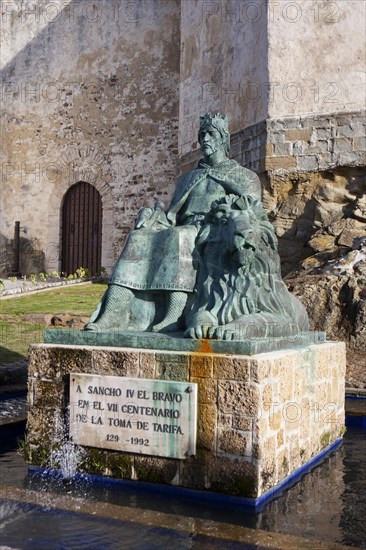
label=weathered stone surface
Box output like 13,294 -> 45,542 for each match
218,413 -> 232,428
250,358 -> 273,383
337,219 -> 366,247
27,406 -> 66,449
218,381 -> 259,417
92,349 -> 139,377
133,456 -> 179,485
191,377 -> 216,405
269,410 -> 283,432
31,379 -> 66,408
213,356 -> 251,380
261,384 -> 273,412
262,166 -> 365,274
297,155 -> 318,171
207,456 -> 258,498
232,415 -> 253,432
286,257 -> 366,389
265,156 -> 297,171
353,196 -> 366,222
278,365 -> 294,402
338,151 -> 364,165
333,137 -> 353,153
53,347 -> 94,376
285,128 -> 312,142
217,428 -> 249,457
353,136 -> 366,150
346,349 -> 366,389
179,459 -> 208,490
51,314 -> 90,329
155,353 -> 189,381
287,274 -> 347,337
29,345 -> 93,379
138,352 -> 156,378
196,403 -> 216,450
260,435 -> 277,490
27,342 -> 345,499
22,313 -> 54,325
273,142 -> 293,156
28,346 -> 54,379
347,264 -> 366,352
98,451 -> 133,480
337,124 -> 359,138
190,354 -> 213,378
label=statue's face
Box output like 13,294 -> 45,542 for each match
198,125 -> 225,158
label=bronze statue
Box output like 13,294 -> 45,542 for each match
85,114 -> 308,339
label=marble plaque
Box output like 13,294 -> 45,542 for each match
69,373 -> 197,459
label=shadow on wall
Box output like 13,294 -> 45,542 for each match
0,233 -> 46,276
0,234 -> 12,275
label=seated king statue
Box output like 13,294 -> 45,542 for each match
84,113 -> 309,340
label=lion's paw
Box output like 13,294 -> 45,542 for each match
184,325 -> 237,340
184,324 -> 215,339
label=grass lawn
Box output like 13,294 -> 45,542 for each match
0,283 -> 106,365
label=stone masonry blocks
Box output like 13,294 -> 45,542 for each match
27,341 -> 346,499
180,110 -> 365,178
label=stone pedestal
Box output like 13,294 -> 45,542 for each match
27,341 -> 345,503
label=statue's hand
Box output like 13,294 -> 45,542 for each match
135,202 -> 169,230
135,207 -> 154,229
187,214 -> 205,227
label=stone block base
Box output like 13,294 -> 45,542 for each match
27,342 -> 345,501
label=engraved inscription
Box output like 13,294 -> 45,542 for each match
69,374 -> 197,459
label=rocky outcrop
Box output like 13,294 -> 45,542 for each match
286,238 -> 366,391
263,167 -> 365,275
264,161 -> 365,390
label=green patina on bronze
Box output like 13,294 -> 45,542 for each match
44,329 -> 325,354
82,113 -> 310,343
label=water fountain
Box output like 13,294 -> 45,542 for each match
1,114 -> 365,548
1,412 -> 366,548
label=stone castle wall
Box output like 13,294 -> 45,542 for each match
179,0 -> 365,155
179,0 -> 268,156
1,0 -> 181,275
1,0 -> 365,276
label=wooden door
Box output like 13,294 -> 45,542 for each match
61,182 -> 102,275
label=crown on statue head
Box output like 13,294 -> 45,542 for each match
199,112 -> 229,134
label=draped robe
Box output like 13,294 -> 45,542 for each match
109,159 -> 261,292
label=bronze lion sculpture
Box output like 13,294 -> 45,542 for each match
185,195 -> 309,340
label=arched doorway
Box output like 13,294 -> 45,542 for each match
61,182 -> 102,275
